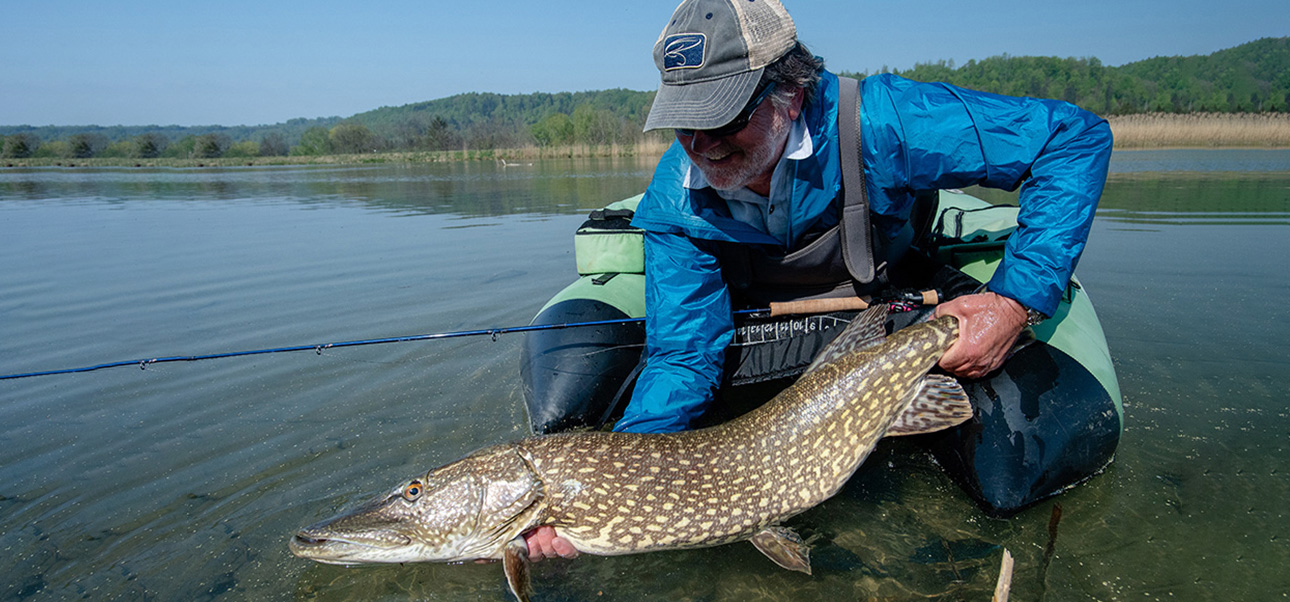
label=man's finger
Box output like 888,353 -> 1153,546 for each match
524,526 -> 578,561
551,536 -> 579,559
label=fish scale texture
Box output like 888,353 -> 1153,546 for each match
515,317 -> 958,555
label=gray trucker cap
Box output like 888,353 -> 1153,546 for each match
643,0 -> 797,132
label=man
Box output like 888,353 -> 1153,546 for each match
528,0 -> 1111,559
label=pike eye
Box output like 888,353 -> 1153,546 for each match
402,480 -> 423,501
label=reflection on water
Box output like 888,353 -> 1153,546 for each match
1109,148 -> 1290,173
1100,172 -> 1290,225
2,152 -> 1289,600
0,157 -> 658,217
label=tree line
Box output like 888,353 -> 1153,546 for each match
1,90 -> 668,160
4,37 -> 1285,160
841,37 -> 1288,115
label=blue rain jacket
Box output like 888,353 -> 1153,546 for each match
616,70 -> 1112,434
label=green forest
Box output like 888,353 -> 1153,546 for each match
843,36 -> 1290,115
3,37 -> 1286,161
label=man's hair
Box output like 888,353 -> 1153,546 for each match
763,42 -> 825,108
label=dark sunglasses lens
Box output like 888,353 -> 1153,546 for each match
708,119 -> 745,138
675,121 -> 737,139
674,82 -> 775,139
675,116 -> 745,139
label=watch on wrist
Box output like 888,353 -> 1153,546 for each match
1024,306 -> 1047,326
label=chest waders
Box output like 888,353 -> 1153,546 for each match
714,77 -> 890,308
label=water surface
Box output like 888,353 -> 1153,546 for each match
2,152 -> 1288,600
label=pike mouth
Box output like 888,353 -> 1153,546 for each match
289,532 -> 348,556
289,529 -> 413,562
290,534 -> 338,562
292,533 -> 329,547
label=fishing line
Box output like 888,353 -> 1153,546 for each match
0,311 -> 754,381
1,292 -> 936,382
0,316 -> 653,381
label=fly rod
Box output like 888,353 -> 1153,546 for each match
0,292 -> 938,381
0,316 -> 651,381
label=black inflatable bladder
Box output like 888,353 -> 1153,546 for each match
520,298 -> 645,434
925,340 -> 1120,517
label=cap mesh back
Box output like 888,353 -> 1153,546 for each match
731,0 -> 796,69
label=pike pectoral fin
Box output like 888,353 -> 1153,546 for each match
503,536 -> 533,602
886,374 -> 974,436
749,526 -> 812,575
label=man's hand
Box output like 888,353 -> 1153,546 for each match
933,292 -> 1029,379
523,526 -> 578,562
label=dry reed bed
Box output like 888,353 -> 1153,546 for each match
6,117 -> 1287,168
1,140 -> 674,168
1109,113 -> 1290,148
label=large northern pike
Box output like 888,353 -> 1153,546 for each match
290,307 -> 972,601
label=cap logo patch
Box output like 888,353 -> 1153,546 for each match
662,33 -> 706,71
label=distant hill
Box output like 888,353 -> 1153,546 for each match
0,118 -> 342,150
339,89 -> 659,151
3,37 -> 1285,159
353,89 -> 655,131
843,37 -> 1289,115
1116,36 -> 1289,112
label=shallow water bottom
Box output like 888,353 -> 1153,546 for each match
2,157 -> 1289,600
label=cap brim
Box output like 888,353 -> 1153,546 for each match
643,69 -> 763,132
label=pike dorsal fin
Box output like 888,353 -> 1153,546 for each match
803,305 -> 888,375
886,374 -> 973,436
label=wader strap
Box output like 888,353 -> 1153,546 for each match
836,77 -> 874,284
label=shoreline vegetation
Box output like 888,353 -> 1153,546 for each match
0,140 -> 675,168
1107,112 -> 1290,149
6,38 -> 1287,168
3,113 -> 1288,168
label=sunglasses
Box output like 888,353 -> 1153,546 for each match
675,81 -> 778,139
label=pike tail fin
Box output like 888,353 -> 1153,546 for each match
886,374 -> 973,436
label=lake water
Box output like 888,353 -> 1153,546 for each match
2,150 -> 1288,601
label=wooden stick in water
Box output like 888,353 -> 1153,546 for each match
993,548 -> 1014,602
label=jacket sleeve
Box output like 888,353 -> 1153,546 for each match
612,229 -> 733,434
861,74 -> 1113,316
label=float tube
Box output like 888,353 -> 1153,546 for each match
521,190 -> 1121,516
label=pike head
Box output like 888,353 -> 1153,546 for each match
290,445 -> 544,565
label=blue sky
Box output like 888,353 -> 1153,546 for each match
2,0 -> 1286,126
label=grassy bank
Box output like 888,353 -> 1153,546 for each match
0,139 -> 673,168
5,115 -> 1288,168
1109,112 -> 1290,148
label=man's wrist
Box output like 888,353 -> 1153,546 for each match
985,290 -> 1044,326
